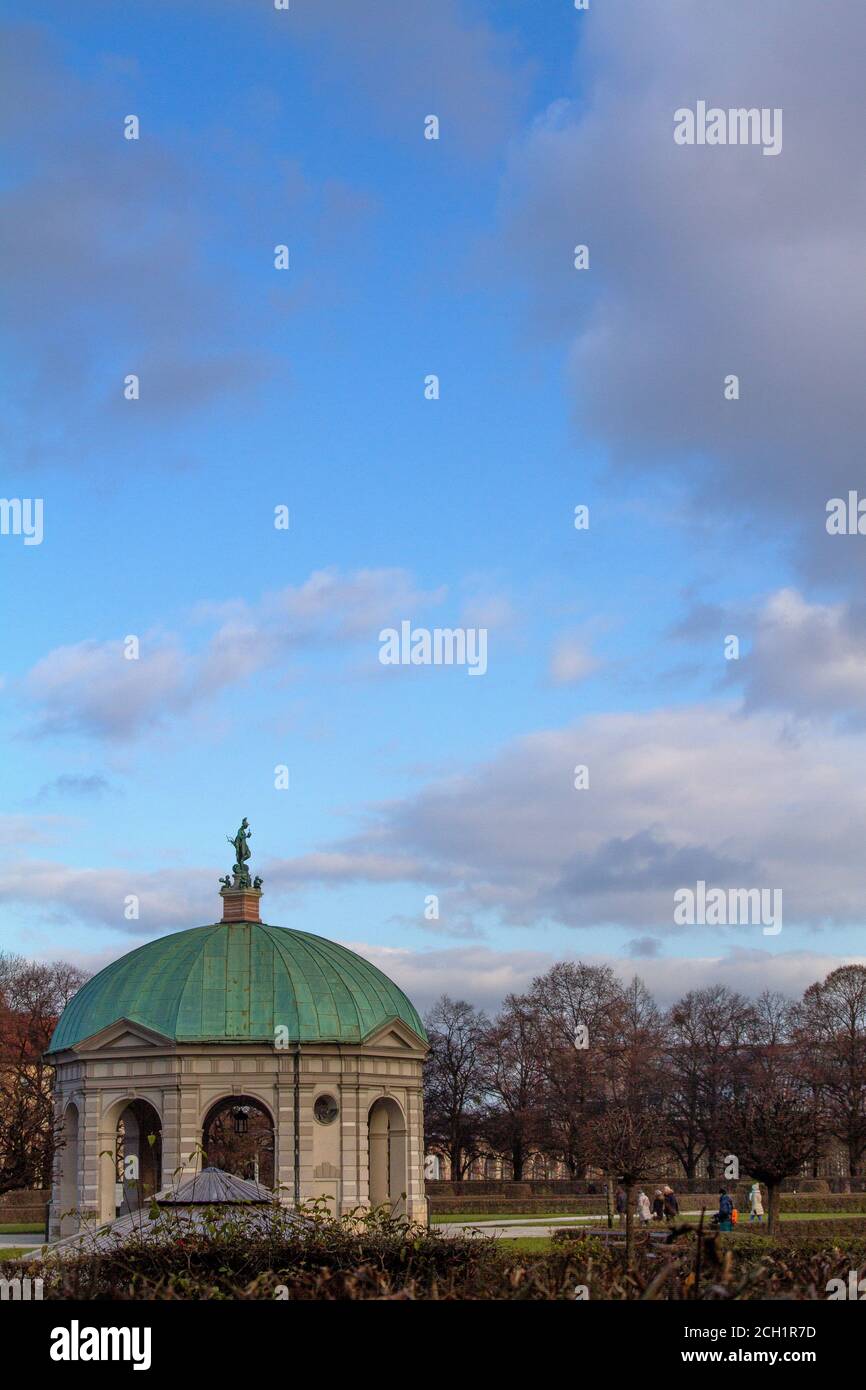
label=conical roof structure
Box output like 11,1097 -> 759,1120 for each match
29,1166 -> 302,1260
157,1165 -> 272,1205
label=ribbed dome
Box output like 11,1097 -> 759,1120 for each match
48,922 -> 426,1051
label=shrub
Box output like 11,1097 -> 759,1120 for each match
781,1195 -> 866,1213
6,1204 -> 865,1301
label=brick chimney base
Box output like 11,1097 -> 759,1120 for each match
220,887 -> 262,923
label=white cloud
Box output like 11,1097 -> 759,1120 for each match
0,861 -> 215,933
496,0 -> 866,584
549,634 -> 599,686
735,588 -> 866,720
342,941 -> 863,1014
21,567 -> 446,741
282,701 -> 866,932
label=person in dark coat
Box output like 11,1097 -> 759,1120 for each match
651,1190 -> 665,1221
662,1185 -> 679,1222
718,1187 -> 734,1231
615,1185 -> 627,1225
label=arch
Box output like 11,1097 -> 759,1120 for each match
367,1097 -> 407,1218
59,1102 -> 80,1237
201,1094 -> 275,1187
116,1100 -> 163,1215
196,1089 -> 275,1130
97,1096 -> 163,1222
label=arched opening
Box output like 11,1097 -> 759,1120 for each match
368,1098 -> 407,1218
201,1096 -> 275,1187
115,1100 -> 163,1216
59,1103 -> 79,1237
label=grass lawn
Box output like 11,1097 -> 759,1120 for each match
435,1210 -> 866,1229
0,1248 -> 28,1261
0,1223 -> 44,1235
431,1211 -> 594,1225
496,1237 -> 554,1253
778,1212 -> 866,1222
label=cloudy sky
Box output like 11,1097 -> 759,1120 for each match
2,0 -> 864,1013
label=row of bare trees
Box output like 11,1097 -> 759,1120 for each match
0,952 -> 87,1193
423,962 -> 866,1229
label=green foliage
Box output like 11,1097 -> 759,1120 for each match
782,1195 -> 866,1213
4,1203 -> 864,1299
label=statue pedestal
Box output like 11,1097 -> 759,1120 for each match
220,886 -> 263,923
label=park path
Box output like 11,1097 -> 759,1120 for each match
436,1211 -> 706,1239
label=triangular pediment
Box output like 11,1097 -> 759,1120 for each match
72,1017 -> 174,1054
362,1017 -> 428,1053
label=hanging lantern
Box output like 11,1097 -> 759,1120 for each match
233,1105 -> 250,1136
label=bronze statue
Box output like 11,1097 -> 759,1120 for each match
225,818 -> 255,889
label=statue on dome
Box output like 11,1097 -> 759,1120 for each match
226,818 -> 254,888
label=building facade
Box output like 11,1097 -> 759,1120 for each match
45,841 -> 429,1239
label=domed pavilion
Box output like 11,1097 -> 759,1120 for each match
45,822 -> 429,1239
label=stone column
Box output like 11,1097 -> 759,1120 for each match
338,1057 -> 365,1215
81,1088 -> 102,1223
176,1077 -> 202,1179
297,1064 -> 315,1201
160,1085 -> 183,1189
275,1057 -> 296,1203
48,1086 -> 67,1239
405,1083 -> 428,1223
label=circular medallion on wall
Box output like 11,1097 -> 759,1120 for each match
314,1094 -> 339,1125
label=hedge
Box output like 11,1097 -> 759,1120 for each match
430,1192 -> 866,1217
8,1207 -> 866,1300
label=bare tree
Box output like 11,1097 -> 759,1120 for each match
666,985 -> 754,1182
605,976 -> 665,1109
528,962 -> 621,1176
422,996 -> 488,1180
795,966 -> 866,1186
588,1104 -> 667,1266
0,953 -> 88,1192
479,995 -> 545,1181
722,1075 -> 815,1236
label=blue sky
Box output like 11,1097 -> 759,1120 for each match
2,1 -> 866,1012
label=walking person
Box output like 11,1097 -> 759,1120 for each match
662,1184 -> 679,1223
717,1187 -> 734,1232
748,1180 -> 764,1224
637,1189 -> 651,1227
615,1184 -> 627,1226
651,1190 -> 665,1222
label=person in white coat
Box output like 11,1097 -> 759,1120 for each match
637,1189 -> 652,1226
748,1181 -> 764,1223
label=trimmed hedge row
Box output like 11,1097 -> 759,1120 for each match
730,1218 -> 866,1242
0,1189 -> 49,1227
427,1177 -> 866,1197
430,1192 -> 866,1217
0,1206 -> 46,1225
431,1197 -> 608,1215
0,1188 -> 49,1205
780,1195 -> 866,1213
9,1211 -> 866,1300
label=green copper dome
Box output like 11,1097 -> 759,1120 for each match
48,922 -> 427,1052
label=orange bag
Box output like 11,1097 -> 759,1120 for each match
731,1208 -> 739,1224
